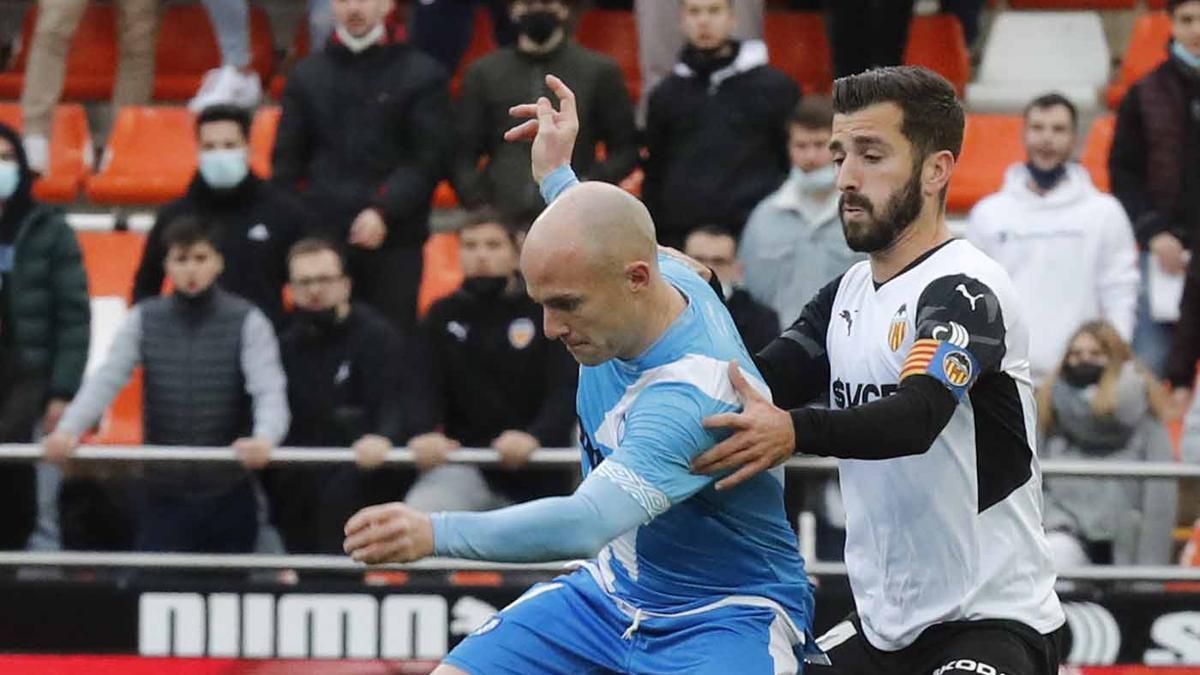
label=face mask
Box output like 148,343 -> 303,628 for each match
1026,162 -> 1067,192
1173,40 -> 1200,70
198,148 -> 249,190
294,307 -> 341,336
462,275 -> 509,299
0,160 -> 21,200
791,164 -> 837,194
517,10 -> 562,44
1061,362 -> 1105,389
335,22 -> 385,53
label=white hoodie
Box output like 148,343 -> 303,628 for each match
967,163 -> 1140,383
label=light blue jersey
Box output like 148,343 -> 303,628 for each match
576,254 -> 813,626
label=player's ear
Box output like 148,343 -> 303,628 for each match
625,260 -> 652,292
923,150 -> 955,199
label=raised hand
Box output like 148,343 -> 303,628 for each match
504,74 -> 580,184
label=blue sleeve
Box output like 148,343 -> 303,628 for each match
540,165 -> 580,204
596,382 -> 734,517
431,470 -> 650,562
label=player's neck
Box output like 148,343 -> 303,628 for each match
868,211 -> 953,285
621,280 -> 687,360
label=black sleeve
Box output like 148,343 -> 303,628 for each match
1108,87 -> 1171,246
401,311 -> 445,438
449,63 -> 490,209
583,60 -> 639,185
525,341 -> 579,447
270,75 -> 311,190
787,274 -> 1006,461
365,323 -> 406,443
752,275 -> 839,409
131,215 -> 168,304
791,375 -> 957,459
1168,257 -> 1200,388
640,84 -> 669,221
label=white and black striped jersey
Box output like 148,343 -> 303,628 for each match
756,238 -> 1064,651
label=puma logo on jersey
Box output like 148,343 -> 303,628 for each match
839,310 -> 854,335
955,284 -> 985,311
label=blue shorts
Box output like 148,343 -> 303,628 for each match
443,568 -> 807,675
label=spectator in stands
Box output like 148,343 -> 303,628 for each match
634,0 -> 763,120
740,96 -> 863,326
0,122 -> 89,549
410,0 -> 515,74
268,238 -> 407,554
643,0 -> 799,248
683,225 -> 778,353
1037,321 -> 1178,568
454,0 -> 638,226
20,0 -> 158,174
43,218 -> 289,553
189,0 -> 263,111
133,105 -> 308,325
969,94 -> 1139,384
828,0 -> 914,78
1110,0 -> 1200,381
272,0 -> 454,335
405,209 -> 576,511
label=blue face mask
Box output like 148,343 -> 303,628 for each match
0,160 -> 21,200
1173,40 -> 1200,70
198,148 -> 249,190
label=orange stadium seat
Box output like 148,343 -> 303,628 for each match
1106,12 -> 1171,109
0,3 -> 117,99
947,114 -> 1025,213
153,4 -> 274,101
0,103 -> 91,203
575,10 -> 641,101
1080,114 -> 1115,192
905,15 -> 971,96
764,12 -> 833,94
418,232 -> 463,317
77,230 -> 149,445
249,106 -> 280,178
85,107 -> 195,204
1007,0 -> 1135,7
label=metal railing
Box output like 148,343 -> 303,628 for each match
0,443 -> 1196,580
3,444 -> 1199,478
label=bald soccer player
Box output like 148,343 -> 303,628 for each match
343,75 -> 816,675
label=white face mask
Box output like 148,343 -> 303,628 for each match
198,148 -> 249,190
336,23 -> 385,54
790,164 -> 837,194
0,160 -> 20,200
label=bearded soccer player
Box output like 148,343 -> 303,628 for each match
690,67 -> 1066,674
343,75 -> 815,674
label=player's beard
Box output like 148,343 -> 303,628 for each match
839,162 -> 925,253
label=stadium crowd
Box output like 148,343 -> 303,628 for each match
0,0 -> 1190,571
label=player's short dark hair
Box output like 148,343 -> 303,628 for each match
1023,93 -> 1078,130
287,237 -> 347,274
195,103 -> 252,140
461,206 -> 525,247
162,215 -> 216,252
789,96 -> 834,132
832,66 -> 965,161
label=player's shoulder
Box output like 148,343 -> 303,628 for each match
630,354 -> 770,415
921,239 -> 1016,293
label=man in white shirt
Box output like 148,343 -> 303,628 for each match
968,93 -> 1139,383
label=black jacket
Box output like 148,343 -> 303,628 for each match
453,40 -> 638,224
643,41 -> 800,245
280,303 -> 405,446
1109,49 -> 1200,248
133,174 -> 308,325
406,282 -> 577,448
727,288 -> 780,355
272,37 -> 454,248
